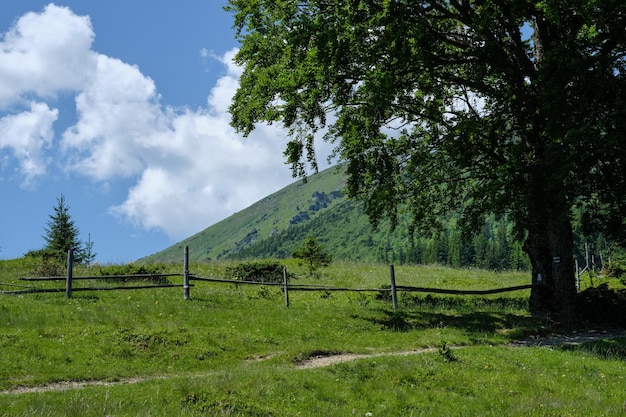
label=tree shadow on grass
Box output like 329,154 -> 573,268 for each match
559,337 -> 626,361
364,306 -> 552,342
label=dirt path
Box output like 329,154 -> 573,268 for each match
294,348 -> 440,369
2,331 -> 624,395
0,375 -> 170,396
294,330 -> 626,369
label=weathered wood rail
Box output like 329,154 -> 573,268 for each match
2,246 -> 541,310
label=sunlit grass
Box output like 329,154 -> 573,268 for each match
1,258 -> 625,416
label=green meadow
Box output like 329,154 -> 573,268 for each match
1,258 -> 625,416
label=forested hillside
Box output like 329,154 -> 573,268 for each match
228,199 -> 531,271
143,166 -> 528,269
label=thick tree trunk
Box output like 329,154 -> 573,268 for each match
523,207 -> 577,325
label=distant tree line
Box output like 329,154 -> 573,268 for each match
378,217 -> 530,271
228,202 -> 531,271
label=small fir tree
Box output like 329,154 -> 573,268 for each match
42,194 -> 85,263
292,235 -> 332,276
83,233 -> 97,266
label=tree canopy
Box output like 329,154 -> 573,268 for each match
227,0 -> 626,320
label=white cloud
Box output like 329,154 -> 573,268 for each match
0,101 -> 58,185
49,40 -> 294,239
0,4 -> 95,185
1,4 -> 329,240
0,4 -> 96,108
108,59 -> 293,238
62,54 -> 163,179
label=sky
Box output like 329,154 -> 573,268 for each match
0,1 -> 333,262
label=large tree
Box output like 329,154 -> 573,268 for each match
226,0 -> 626,321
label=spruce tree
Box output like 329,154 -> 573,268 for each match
42,194 -> 84,262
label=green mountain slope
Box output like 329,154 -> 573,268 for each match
142,166 -> 349,263
143,165 -> 530,270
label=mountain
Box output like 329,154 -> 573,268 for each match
141,165 -> 352,263
142,165 -> 531,271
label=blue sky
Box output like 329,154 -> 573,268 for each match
0,2 -> 332,262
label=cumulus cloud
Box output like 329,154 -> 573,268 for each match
0,101 -> 58,185
0,4 -> 329,240
0,3 -> 96,185
0,4 -> 96,107
107,57 -> 293,238
62,54 -> 163,179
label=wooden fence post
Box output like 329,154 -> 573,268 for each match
390,264 -> 398,311
183,246 -> 190,300
66,249 -> 73,299
283,266 -> 289,308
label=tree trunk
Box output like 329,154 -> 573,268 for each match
523,206 -> 577,325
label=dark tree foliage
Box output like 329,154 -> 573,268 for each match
227,0 -> 626,321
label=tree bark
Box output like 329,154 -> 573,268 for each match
523,203 -> 577,325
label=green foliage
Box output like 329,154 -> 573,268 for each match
142,166 -> 347,263
144,166 -> 532,271
227,0 -> 626,316
23,248 -> 66,276
576,283 -> 626,327
231,200 -> 530,271
29,194 -> 95,267
438,341 -> 458,363
224,260 -> 288,283
602,260 -> 626,279
41,194 -> 85,262
82,233 -> 97,266
292,235 -> 332,276
95,263 -> 167,276
95,263 -> 169,284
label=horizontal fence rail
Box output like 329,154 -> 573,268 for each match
19,273 -> 187,281
0,284 -> 191,295
395,284 -> 538,296
2,247 -> 541,310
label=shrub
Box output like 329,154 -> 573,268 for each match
96,263 -> 169,285
576,283 -> 626,327
292,235 -> 333,277
24,248 -> 66,277
602,260 -> 626,279
224,261 -> 291,283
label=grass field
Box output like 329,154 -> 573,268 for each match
1,258 -> 625,416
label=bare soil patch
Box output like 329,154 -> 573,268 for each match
294,330 -> 626,369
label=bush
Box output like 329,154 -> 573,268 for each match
602,260 -> 626,279
576,283 -> 626,327
224,261 -> 291,283
96,263 -> 169,285
24,248 -> 66,277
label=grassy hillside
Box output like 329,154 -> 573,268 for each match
144,166 -> 531,270
1,258 -> 626,415
143,166 -> 348,262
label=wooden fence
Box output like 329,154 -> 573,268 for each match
2,247 -> 540,310
6,247 -> 194,298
